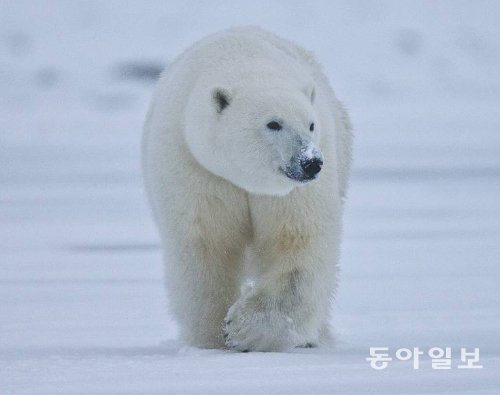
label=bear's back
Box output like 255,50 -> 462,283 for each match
166,27 -> 316,95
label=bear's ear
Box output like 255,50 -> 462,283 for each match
212,88 -> 231,113
303,85 -> 316,104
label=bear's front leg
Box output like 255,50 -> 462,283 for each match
224,189 -> 341,352
160,185 -> 251,349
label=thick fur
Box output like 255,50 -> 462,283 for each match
142,27 -> 353,351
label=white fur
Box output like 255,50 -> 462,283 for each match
142,27 -> 353,351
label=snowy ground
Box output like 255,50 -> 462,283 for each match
1,1 -> 499,393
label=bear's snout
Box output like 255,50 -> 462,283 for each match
281,145 -> 324,183
301,157 -> 323,178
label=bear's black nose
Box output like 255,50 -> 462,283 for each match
301,157 -> 323,178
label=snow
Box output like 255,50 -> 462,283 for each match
1,0 -> 500,393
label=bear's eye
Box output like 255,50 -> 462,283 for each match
309,123 -> 315,132
266,121 -> 282,131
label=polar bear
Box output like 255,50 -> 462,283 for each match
142,27 -> 353,352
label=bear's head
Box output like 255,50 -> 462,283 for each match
184,83 -> 323,196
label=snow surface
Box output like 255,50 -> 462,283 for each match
1,0 -> 500,393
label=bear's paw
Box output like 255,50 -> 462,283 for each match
224,293 -> 307,352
